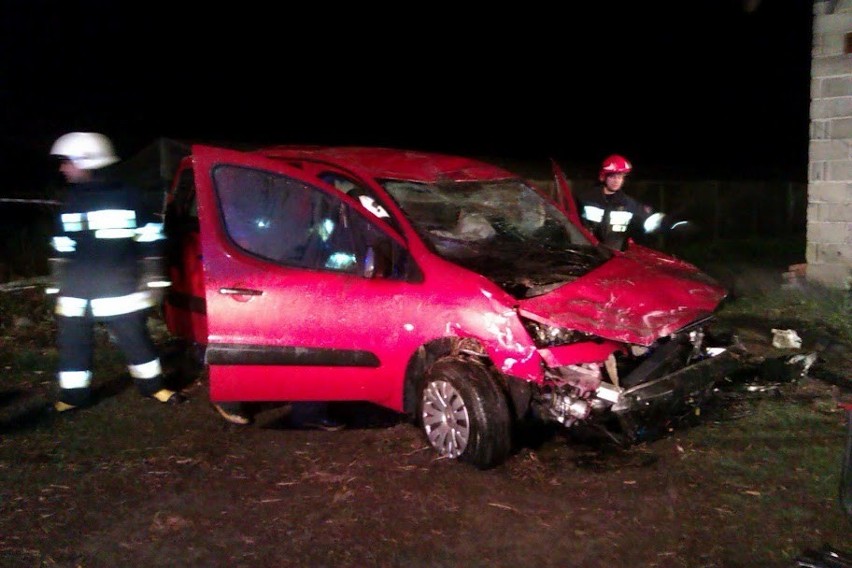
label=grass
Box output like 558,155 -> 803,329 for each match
1,257 -> 851,565
678,394 -> 849,562
718,284 -> 852,343
661,236 -> 851,344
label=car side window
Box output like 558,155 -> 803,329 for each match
317,170 -> 404,236
212,165 -> 414,279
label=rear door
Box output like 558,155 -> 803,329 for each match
191,145 -> 422,408
163,163 -> 208,344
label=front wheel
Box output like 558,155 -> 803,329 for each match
420,358 -> 512,469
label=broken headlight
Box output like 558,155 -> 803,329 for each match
521,318 -> 597,348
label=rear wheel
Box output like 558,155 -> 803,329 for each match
420,358 -> 512,469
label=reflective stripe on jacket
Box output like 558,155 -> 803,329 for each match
49,180 -> 165,304
575,186 -> 652,249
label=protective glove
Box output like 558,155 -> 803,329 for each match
643,212 -> 666,234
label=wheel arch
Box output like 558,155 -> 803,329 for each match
401,336 -> 533,422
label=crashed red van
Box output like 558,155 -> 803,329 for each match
163,145 -> 739,469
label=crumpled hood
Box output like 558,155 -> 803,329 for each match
518,246 -> 727,346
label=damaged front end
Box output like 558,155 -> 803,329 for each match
522,318 -> 746,443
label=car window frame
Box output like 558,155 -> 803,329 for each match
209,162 -> 420,282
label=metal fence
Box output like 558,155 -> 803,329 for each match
0,178 -> 808,280
533,178 -> 808,240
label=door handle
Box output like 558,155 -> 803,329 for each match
218,287 -> 263,296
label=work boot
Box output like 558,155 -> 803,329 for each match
300,416 -> 346,432
290,402 -> 345,431
54,387 -> 92,413
148,388 -> 188,404
135,377 -> 187,404
213,402 -> 252,425
54,400 -> 81,412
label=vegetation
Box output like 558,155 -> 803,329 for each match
719,285 -> 852,344
0,237 -> 850,566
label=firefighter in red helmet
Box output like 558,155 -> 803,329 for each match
576,154 -> 664,250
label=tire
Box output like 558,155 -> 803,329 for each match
420,358 -> 512,469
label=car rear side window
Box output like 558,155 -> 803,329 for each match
165,169 -> 198,229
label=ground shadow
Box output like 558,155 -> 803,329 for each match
254,401 -> 404,431
91,374 -> 133,402
0,374 -> 137,434
0,389 -> 25,407
0,390 -> 53,434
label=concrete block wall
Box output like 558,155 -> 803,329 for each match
808,0 -> 852,288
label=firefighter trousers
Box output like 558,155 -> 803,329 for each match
56,310 -> 164,404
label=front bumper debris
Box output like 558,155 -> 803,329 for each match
613,350 -> 743,413
610,349 -> 745,442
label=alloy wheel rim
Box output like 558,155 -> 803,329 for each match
422,379 -> 470,458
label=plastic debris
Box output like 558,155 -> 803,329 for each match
772,328 -> 802,349
787,352 -> 818,377
795,544 -> 852,567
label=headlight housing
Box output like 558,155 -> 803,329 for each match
521,317 -> 598,348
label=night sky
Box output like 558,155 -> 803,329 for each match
1,1 -> 814,193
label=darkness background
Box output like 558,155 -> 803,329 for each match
0,0 -> 814,195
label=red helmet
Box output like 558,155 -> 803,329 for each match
599,154 -> 632,181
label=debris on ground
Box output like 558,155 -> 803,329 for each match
795,544 -> 852,568
772,328 -> 803,349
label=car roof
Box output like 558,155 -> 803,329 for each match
256,145 -> 518,183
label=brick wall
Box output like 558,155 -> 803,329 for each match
809,0 -> 852,288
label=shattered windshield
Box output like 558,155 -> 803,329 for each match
382,179 -> 608,297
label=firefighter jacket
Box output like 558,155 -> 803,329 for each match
575,186 -> 653,251
49,179 -> 167,318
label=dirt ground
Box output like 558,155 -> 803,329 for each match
1,284 -> 851,568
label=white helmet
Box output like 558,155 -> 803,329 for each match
50,132 -> 119,169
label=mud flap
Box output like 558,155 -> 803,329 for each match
613,350 -> 743,443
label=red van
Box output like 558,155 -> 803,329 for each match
163,144 -> 738,469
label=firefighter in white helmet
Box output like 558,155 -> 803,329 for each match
576,154 -> 665,251
48,132 -> 186,411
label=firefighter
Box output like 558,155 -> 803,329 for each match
48,132 -> 186,411
576,154 -> 665,251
